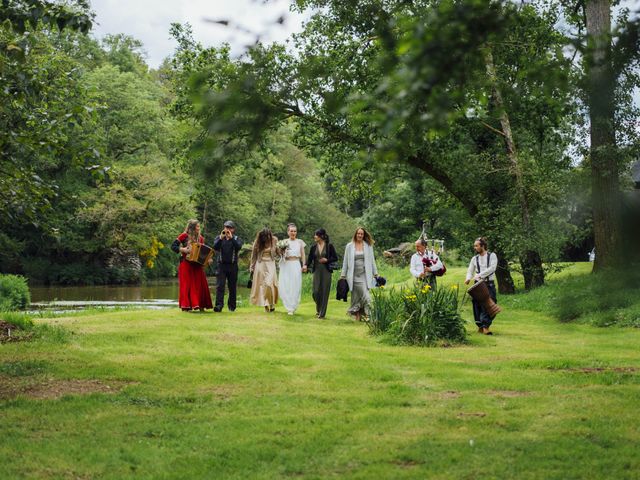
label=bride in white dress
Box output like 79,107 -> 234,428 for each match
278,223 -> 306,315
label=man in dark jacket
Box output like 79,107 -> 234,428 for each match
213,220 -> 243,312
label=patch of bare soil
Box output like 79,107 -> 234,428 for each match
202,384 -> 240,401
557,367 -> 639,374
0,375 -> 128,400
390,459 -> 423,468
457,412 -> 487,418
486,390 -> 530,398
0,321 -> 33,344
214,333 -> 254,344
439,390 -> 462,399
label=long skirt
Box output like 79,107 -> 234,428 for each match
312,266 -> 331,318
250,258 -> 278,307
279,259 -> 302,313
347,282 -> 371,316
178,260 -> 213,310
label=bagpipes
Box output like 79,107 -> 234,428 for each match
420,221 -> 446,276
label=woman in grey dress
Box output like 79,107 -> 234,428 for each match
340,227 -> 378,321
304,228 -> 338,319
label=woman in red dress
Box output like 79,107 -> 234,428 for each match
171,219 -> 213,311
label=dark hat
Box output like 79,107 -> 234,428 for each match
223,220 -> 235,228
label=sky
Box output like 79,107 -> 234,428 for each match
88,0 -> 309,68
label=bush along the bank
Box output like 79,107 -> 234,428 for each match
0,274 -> 31,311
369,282 -> 466,346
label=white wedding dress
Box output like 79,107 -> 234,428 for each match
279,238 -> 305,313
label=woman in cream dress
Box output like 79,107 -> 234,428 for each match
278,223 -> 306,315
249,227 -> 278,312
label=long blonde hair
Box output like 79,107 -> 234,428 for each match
184,219 -> 200,243
352,227 -> 374,246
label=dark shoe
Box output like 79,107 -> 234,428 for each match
229,308 -> 236,312
270,307 -> 275,312
318,316 -> 325,319
213,307 -> 222,312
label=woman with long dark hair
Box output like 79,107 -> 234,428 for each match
171,219 -> 213,311
304,228 -> 338,319
249,227 -> 279,312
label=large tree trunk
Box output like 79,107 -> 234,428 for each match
520,250 -> 544,291
494,246 -> 516,294
484,47 -> 544,288
585,0 -> 621,272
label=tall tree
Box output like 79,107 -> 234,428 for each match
182,1 -> 577,291
584,0 -> 619,271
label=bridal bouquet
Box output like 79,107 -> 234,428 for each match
276,239 -> 289,252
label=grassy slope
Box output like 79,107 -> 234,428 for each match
1,265 -> 639,479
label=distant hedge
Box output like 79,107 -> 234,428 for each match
0,274 -> 31,311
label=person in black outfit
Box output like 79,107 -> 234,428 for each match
213,220 -> 243,312
303,228 -> 338,319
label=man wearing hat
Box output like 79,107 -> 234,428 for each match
213,220 -> 243,312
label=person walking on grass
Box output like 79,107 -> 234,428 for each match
303,228 -> 338,319
464,236 -> 498,335
340,227 -> 378,322
213,220 -> 243,312
171,219 -> 213,312
409,238 -> 443,289
249,227 -> 279,313
278,223 -> 306,315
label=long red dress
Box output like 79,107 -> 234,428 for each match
177,233 -> 213,310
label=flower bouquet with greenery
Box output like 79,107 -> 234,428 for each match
276,239 -> 289,253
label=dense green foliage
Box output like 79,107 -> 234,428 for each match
1,1 -> 639,291
0,12 -> 356,284
0,274 -> 30,311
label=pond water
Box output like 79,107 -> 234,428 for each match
28,277 -> 249,313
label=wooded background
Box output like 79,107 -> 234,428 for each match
1,0 -> 638,290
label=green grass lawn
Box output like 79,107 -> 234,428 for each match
1,264 -> 639,479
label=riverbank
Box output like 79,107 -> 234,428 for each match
2,266 -> 639,479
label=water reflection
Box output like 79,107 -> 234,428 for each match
30,278 -> 182,303
29,278 -> 250,312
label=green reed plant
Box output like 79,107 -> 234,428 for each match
369,282 -> 466,346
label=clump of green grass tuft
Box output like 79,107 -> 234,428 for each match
1,311 -> 70,343
369,282 -> 466,346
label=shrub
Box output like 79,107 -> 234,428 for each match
0,274 -> 31,311
554,269 -> 640,325
369,282 -> 466,346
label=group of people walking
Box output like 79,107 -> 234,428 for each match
172,219 -> 499,334
172,220 -> 380,320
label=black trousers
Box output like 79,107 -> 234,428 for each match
216,263 -> 238,310
472,280 -> 497,328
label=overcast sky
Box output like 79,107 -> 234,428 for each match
89,0 -> 309,68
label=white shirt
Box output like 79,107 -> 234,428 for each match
466,252 -> 498,282
410,250 -> 443,279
